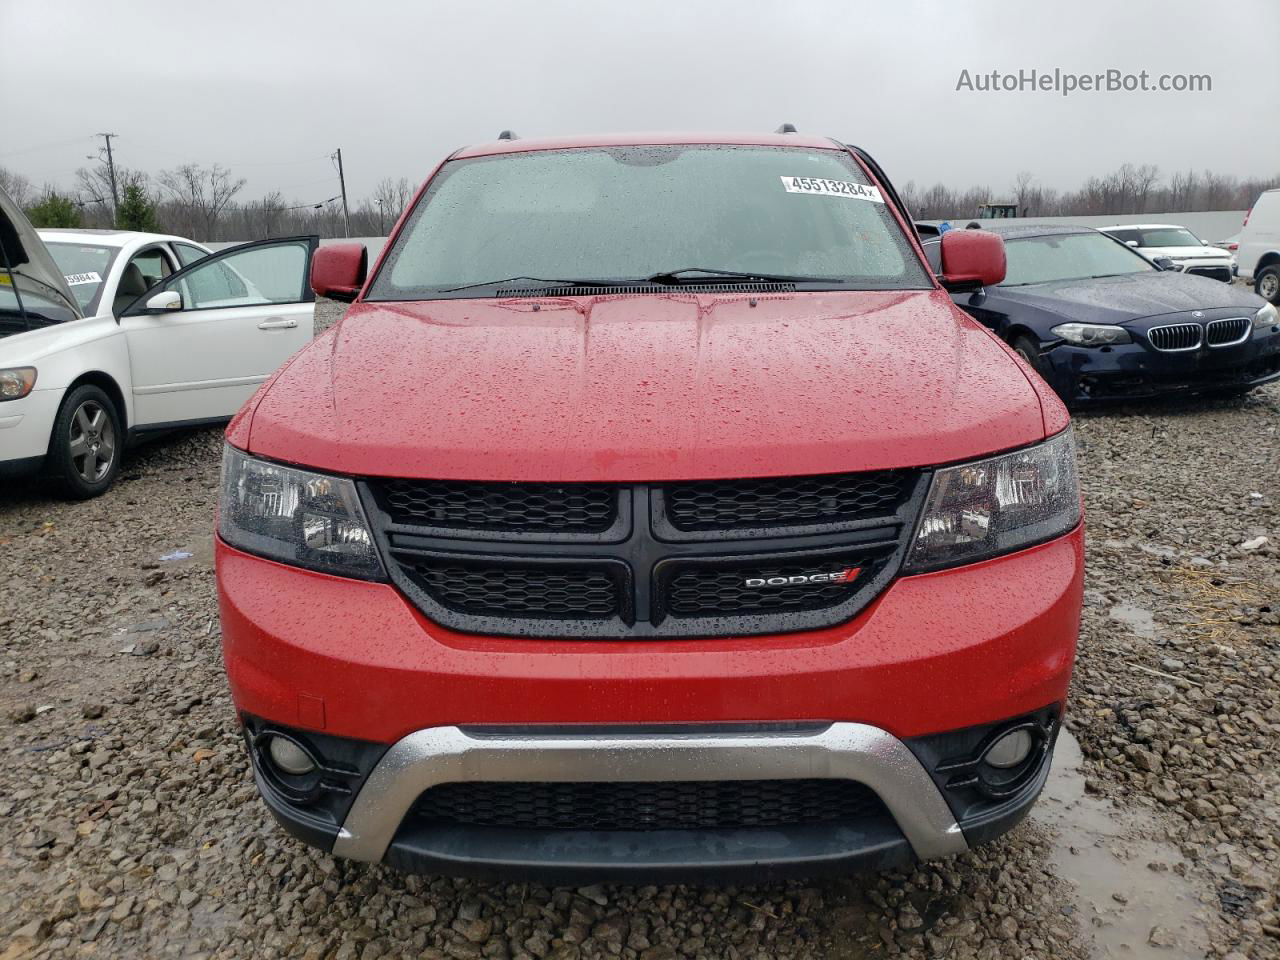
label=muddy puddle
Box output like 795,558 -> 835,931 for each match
1036,729 -> 1214,958
1108,602 -> 1158,640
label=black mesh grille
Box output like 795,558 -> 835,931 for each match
413,779 -> 885,831
665,558 -> 869,616
376,479 -> 616,532
664,471 -> 909,531
1205,316 -> 1251,345
403,560 -> 620,618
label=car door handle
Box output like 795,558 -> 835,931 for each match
257,318 -> 297,330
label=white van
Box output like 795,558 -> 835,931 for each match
1237,189 -> 1280,304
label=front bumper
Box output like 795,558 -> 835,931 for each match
0,388 -> 61,471
245,713 -> 1059,882
1040,327 -> 1280,403
218,522 -> 1082,878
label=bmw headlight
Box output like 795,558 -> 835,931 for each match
218,445 -> 384,579
905,429 -> 1080,573
1254,303 -> 1278,330
1050,323 -> 1131,346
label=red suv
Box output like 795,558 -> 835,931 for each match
216,131 -> 1083,881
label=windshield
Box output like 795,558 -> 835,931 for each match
1002,232 -> 1155,286
368,145 -> 930,299
1108,227 -> 1204,248
43,242 -> 119,314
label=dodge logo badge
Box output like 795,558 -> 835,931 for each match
745,567 -> 861,588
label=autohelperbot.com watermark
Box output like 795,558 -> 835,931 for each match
955,68 -> 1212,96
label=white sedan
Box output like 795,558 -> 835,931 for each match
1,195 -> 317,497
1100,223 -> 1235,283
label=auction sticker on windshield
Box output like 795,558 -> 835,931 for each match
781,177 -> 884,202
64,272 -> 101,285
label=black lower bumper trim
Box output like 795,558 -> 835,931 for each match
383,815 -> 916,884
956,745 -> 1054,847
251,763 -> 340,852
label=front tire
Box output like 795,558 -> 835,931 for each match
49,385 -> 122,499
1011,335 -> 1045,373
1256,265 -> 1280,305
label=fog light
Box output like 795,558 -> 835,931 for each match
983,728 -> 1034,769
267,735 -> 316,776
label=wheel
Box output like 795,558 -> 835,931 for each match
1257,265 -> 1280,305
48,385 -> 122,499
1011,335 -> 1044,373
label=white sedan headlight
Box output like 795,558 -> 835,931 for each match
0,367 -> 37,401
1254,303 -> 1278,330
905,429 -> 1080,573
1050,323 -> 1132,346
218,445 -> 384,579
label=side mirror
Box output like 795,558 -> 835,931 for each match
1125,240 -> 1140,247
1153,256 -> 1178,271
311,243 -> 367,302
146,290 -> 182,311
938,229 -> 1006,292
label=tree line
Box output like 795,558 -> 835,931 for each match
2,157 -> 1277,240
0,157 -> 415,240
902,164 -> 1279,221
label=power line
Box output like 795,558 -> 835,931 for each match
0,135 -> 93,160
280,195 -> 341,211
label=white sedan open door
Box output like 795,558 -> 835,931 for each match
118,236 -> 318,427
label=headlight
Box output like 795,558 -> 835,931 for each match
1050,323 -> 1131,346
0,367 -> 37,401
905,429 -> 1080,573
1254,303 -> 1278,330
218,445 -> 384,579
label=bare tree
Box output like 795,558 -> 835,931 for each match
0,165 -> 34,208
1011,171 -> 1046,217
370,177 -> 415,233
156,163 -> 247,240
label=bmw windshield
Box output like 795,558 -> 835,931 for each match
368,144 -> 931,299
1002,232 -> 1156,286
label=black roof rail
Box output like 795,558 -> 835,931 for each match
775,123 -> 798,134
497,130 -> 519,141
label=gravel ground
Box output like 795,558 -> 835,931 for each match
1,300 -> 1277,959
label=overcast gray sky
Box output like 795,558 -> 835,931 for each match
3,0 -> 1277,205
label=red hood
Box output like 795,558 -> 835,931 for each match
243,290 -> 1051,481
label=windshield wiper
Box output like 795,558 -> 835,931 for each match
438,276 -> 645,294
646,266 -> 829,285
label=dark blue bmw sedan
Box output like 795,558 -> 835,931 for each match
922,224 -> 1280,405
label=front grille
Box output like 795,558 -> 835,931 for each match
1148,323 -> 1202,351
663,471 -> 909,531
402,559 -> 621,619
377,479 -> 616,532
412,779 -> 886,831
363,471 -> 925,638
1205,316 -> 1252,346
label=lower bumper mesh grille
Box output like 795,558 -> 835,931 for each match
412,779 -> 887,831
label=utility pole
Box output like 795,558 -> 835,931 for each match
95,133 -> 119,221
334,148 -> 351,237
